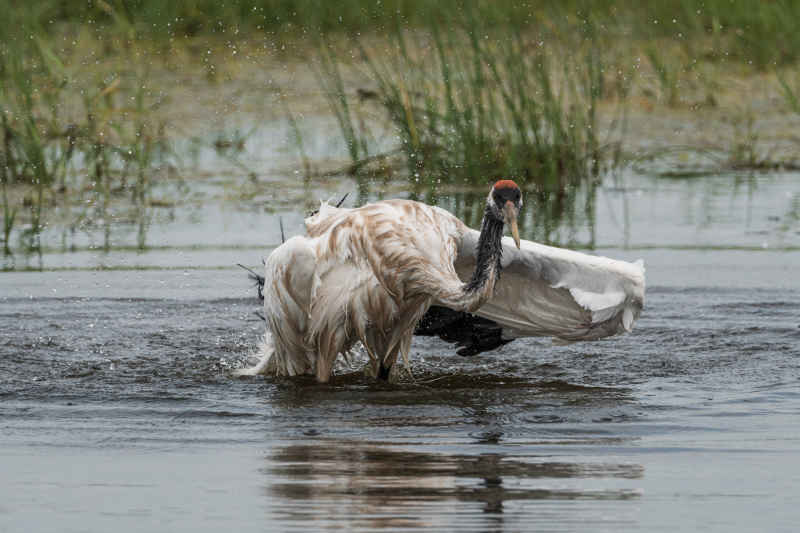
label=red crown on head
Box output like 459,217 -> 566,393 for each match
493,179 -> 519,190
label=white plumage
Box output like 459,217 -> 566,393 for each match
238,181 -> 645,382
454,231 -> 645,341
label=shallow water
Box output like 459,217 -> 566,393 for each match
2,169 -> 800,532
2,284 -> 799,532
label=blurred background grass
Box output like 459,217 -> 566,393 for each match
5,0 -> 800,68
2,0 -> 800,254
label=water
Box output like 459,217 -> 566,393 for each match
2,168 -> 799,532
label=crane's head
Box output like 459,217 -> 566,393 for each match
488,180 -> 522,248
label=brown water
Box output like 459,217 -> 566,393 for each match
2,167 -> 800,532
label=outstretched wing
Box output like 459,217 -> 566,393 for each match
452,230 -> 645,342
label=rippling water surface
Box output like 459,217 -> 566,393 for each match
2,171 -> 799,532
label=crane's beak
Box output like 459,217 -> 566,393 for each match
503,201 -> 521,249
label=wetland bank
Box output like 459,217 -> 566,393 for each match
1,2 -> 800,532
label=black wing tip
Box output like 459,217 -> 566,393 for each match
237,263 -> 265,302
236,263 -> 264,283
415,305 -> 513,357
335,192 -> 349,208
307,192 -> 350,217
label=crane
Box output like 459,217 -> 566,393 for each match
237,180 -> 645,382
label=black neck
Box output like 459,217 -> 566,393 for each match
465,207 -> 504,293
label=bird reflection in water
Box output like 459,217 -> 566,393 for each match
264,439 -> 643,530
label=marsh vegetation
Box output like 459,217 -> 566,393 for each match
2,0 -> 800,258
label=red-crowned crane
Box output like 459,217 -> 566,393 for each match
237,180 -> 645,382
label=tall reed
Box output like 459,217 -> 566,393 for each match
353,13 -> 621,190
0,115 -> 16,254
777,70 -> 800,114
0,32 -> 75,251
9,0 -> 800,70
0,16 -> 172,255
313,40 -> 370,167
303,12 -> 622,244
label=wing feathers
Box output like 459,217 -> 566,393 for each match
455,230 -> 645,342
304,199 -> 645,346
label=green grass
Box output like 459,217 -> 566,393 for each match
645,47 -> 684,108
314,39 -> 370,166
347,12 -> 620,191
4,0 -> 800,69
777,70 -> 800,114
0,120 -> 16,254
0,21 -> 172,254
3,0 -> 800,253
298,10 -> 616,243
0,33 -> 70,250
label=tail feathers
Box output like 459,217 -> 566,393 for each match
237,263 -> 265,303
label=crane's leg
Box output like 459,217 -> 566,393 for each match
377,355 -> 395,380
315,353 -> 335,383
314,326 -> 353,383
315,344 -> 337,383
378,329 -> 413,382
374,335 -> 401,380
376,299 -> 429,381
361,330 -> 387,379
